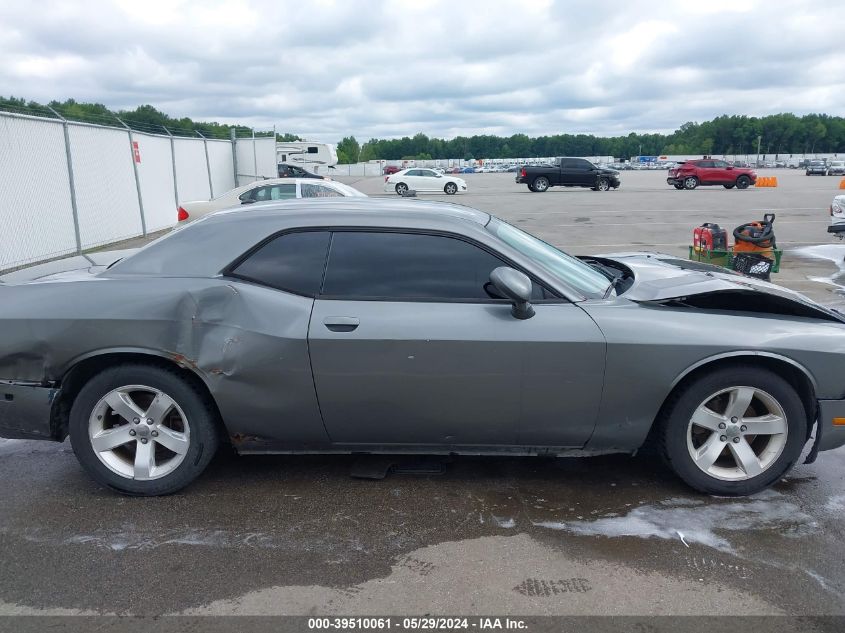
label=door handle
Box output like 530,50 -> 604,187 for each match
323,316 -> 360,332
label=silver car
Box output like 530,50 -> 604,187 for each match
2,198 -> 844,496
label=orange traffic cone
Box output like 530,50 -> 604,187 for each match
755,177 -> 764,187
839,178 -> 845,190
771,176 -> 778,187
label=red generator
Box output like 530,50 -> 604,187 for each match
693,223 -> 728,252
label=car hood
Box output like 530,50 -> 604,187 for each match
596,251 -> 845,323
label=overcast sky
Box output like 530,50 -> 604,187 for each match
1,0 -> 844,143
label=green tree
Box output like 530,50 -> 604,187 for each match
336,136 -> 361,164
359,142 -> 377,162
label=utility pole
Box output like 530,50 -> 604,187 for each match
756,135 -> 762,166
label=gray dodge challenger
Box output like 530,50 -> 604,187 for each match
2,198 -> 845,496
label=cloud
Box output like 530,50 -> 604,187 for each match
0,0 -> 843,143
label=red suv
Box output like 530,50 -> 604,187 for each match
667,159 -> 757,190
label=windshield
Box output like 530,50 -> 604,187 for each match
486,218 -> 610,298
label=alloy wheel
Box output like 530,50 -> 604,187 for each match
88,385 -> 191,481
533,178 -> 549,192
686,386 -> 787,481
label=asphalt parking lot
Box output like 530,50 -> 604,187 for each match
2,168 -> 845,617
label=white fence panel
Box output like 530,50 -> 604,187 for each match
68,124 -> 142,249
174,138 -> 211,203
0,115 -> 78,269
207,139 -> 235,196
329,163 -> 383,177
235,138 -> 257,186
255,137 -> 277,179
134,132 -> 177,233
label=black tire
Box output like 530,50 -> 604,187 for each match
531,176 -> 550,192
674,184 -> 684,190
596,178 -> 610,192
723,184 -> 735,189
527,184 -> 535,192
736,175 -> 751,189
69,364 -> 220,496
658,366 -> 806,496
683,176 -> 699,190
395,183 -> 408,196
444,182 -> 458,195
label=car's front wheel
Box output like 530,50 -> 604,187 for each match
595,177 -> 610,191
531,177 -> 550,192
395,183 -> 409,196
736,175 -> 751,189
444,182 -> 458,195
658,366 -> 806,495
69,364 -> 220,496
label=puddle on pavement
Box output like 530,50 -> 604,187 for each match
527,489 -> 818,554
793,244 -> 845,291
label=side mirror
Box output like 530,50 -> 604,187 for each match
241,198 -> 256,205
490,267 -> 535,320
726,165 -> 734,170
435,173 -> 442,177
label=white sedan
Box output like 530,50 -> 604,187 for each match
384,168 -> 468,196
177,178 -> 366,222
829,194 -> 845,238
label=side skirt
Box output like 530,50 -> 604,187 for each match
229,438 -> 629,458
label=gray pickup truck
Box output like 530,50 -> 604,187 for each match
515,157 -> 621,192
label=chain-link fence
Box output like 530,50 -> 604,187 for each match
0,109 -> 276,272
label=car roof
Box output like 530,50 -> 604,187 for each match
109,198 -> 491,278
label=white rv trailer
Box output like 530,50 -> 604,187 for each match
276,141 -> 338,176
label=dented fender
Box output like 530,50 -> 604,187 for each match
0,276 -> 329,445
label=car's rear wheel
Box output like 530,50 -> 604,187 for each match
595,177 -> 610,191
723,184 -> 735,189
658,366 -> 806,495
736,175 -> 751,189
532,177 -> 550,192
395,183 -> 409,196
683,176 -> 699,190
69,364 -> 219,496
444,182 -> 458,195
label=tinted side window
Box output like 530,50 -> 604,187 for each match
301,183 -> 343,198
231,231 -> 330,296
322,232 -> 541,301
